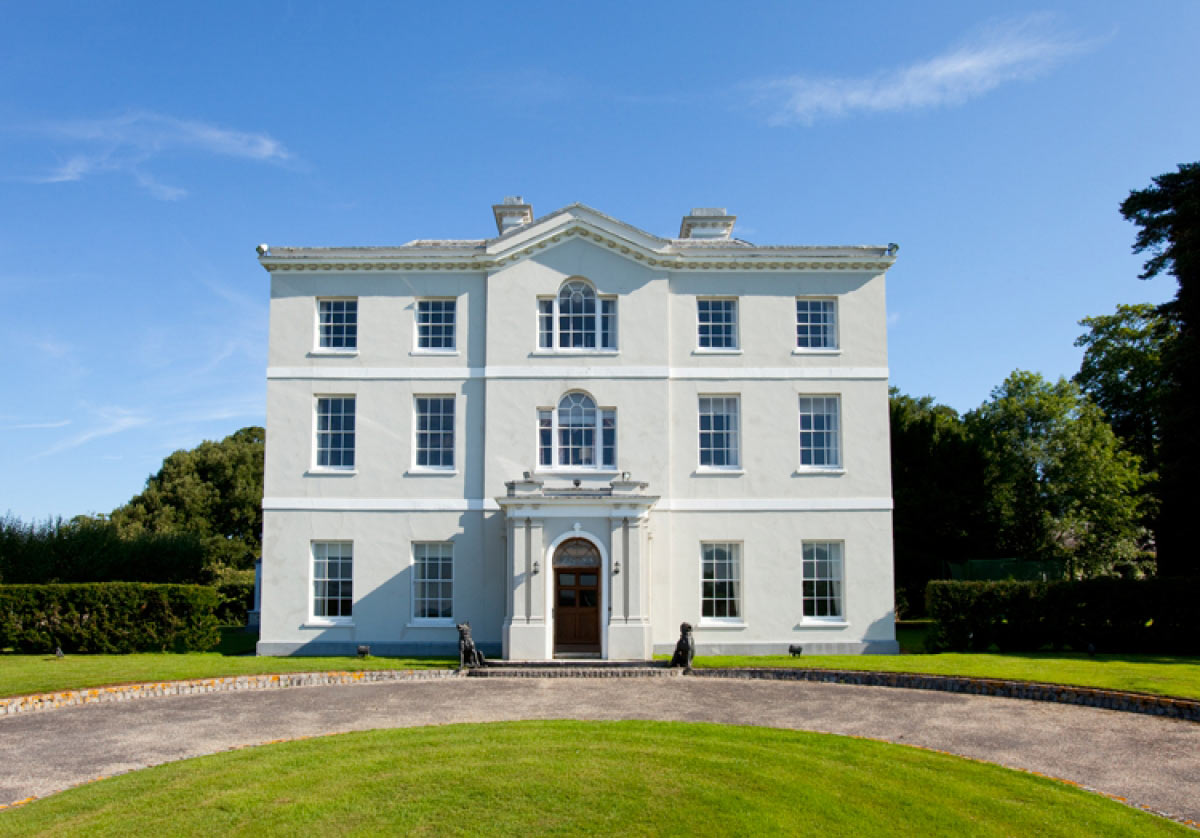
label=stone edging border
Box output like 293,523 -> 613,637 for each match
2,665 -> 1197,723
0,669 -> 462,718
687,668 -> 1200,722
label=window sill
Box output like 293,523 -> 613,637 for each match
406,469 -> 459,477
796,620 -> 848,628
410,349 -> 459,357
305,469 -> 358,477
308,349 -> 359,358
534,469 -> 620,477
698,620 -> 747,630
302,620 -> 354,629
792,348 -> 840,356
693,348 -> 742,356
529,350 -> 619,357
793,468 -> 846,476
407,619 -> 456,628
693,468 -> 745,476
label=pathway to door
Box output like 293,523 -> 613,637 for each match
1,678 -> 1197,823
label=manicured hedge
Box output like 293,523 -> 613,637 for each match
926,578 -> 1198,654
215,580 -> 255,625
0,583 -> 220,653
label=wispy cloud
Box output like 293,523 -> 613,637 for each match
35,407 -> 149,459
751,15 -> 1098,125
19,111 -> 293,199
3,419 -> 71,430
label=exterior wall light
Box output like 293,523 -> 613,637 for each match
613,560 -> 621,575
532,560 -> 541,575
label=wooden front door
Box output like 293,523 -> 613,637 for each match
553,540 -> 601,654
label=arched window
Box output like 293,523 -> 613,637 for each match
538,280 -> 617,350
538,392 -> 616,469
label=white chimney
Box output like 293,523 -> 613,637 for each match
492,196 -> 534,235
679,207 -> 736,240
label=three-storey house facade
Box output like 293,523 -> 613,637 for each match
257,201 -> 899,659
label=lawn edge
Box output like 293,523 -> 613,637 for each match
1,664 -> 1197,723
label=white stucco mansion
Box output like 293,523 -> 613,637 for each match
256,200 -> 900,659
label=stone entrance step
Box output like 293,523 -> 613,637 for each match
467,660 -> 679,678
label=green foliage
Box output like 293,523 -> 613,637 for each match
215,579 -> 255,625
110,426 -> 264,573
1074,303 -> 1176,471
0,514 -> 208,584
926,579 -> 1197,654
1120,162 -> 1200,576
889,390 -> 991,613
966,371 -> 1146,576
0,583 -> 220,653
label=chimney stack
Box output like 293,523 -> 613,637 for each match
679,207 -> 736,240
492,196 -> 534,235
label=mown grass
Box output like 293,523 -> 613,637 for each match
0,721 -> 1187,836
685,653 -> 1200,700
0,628 -> 453,698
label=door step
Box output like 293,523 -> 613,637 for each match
467,660 -> 678,678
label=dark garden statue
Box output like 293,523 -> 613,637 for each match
457,622 -> 486,669
669,622 -> 695,668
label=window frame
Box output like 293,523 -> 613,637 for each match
697,395 -> 741,471
801,540 -> 846,623
536,279 -> 618,353
696,297 -> 740,353
313,297 -> 359,355
700,541 -> 744,625
414,298 -> 458,354
310,541 -> 353,624
537,391 -> 617,473
411,541 -> 454,626
412,395 -> 456,472
794,297 -> 839,353
313,395 -> 357,472
797,394 -> 842,472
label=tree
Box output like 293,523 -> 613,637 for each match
966,371 -> 1145,577
888,389 -> 991,612
1074,303 -> 1176,471
110,427 -> 264,573
1120,162 -> 1200,576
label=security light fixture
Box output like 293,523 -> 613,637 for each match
356,645 -> 370,659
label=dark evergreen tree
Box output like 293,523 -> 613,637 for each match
1120,162 -> 1200,576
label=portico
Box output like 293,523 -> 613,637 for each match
497,475 -> 658,660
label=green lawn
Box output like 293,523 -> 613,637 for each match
685,653 -> 1200,701
0,629 -> 454,698
0,721 -> 1186,836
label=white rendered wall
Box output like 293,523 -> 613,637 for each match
259,229 -> 897,657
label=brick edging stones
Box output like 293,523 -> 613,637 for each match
2,666 -> 1197,722
0,669 -> 462,717
687,668 -> 1200,721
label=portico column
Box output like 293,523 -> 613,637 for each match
606,508 -> 652,659
502,511 -> 548,660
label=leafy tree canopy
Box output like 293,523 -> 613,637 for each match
1073,303 -> 1176,470
966,371 -> 1145,577
110,426 -> 264,573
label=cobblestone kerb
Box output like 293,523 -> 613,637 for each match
0,669 -> 462,717
2,666 -> 1197,722
688,668 -> 1200,721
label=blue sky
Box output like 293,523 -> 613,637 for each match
2,2 -> 1197,521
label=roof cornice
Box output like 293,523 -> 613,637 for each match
258,204 -> 897,273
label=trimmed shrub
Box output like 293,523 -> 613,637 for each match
0,515 -> 209,585
215,580 -> 255,625
926,578 -> 1198,654
0,583 -> 220,653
